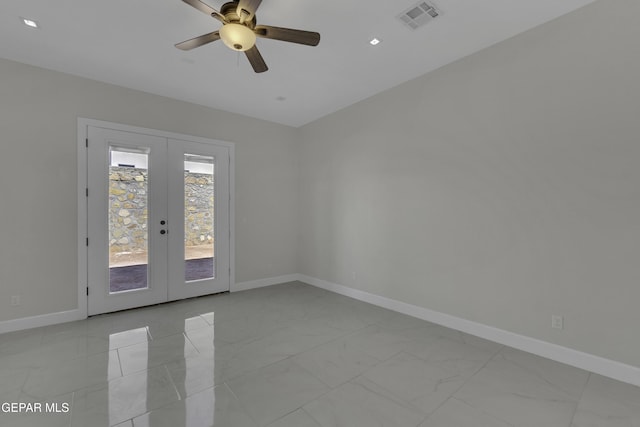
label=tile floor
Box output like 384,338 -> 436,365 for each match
0,281 -> 639,427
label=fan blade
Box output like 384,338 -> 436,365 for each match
175,31 -> 220,50
245,45 -> 268,73
237,0 -> 262,23
182,0 -> 216,15
182,0 -> 226,22
254,25 -> 320,46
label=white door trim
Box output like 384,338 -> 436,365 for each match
77,118 -> 235,316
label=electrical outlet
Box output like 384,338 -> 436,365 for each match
551,315 -> 564,329
10,295 -> 20,306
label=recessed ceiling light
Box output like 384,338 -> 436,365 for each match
369,38 -> 381,46
21,17 -> 39,28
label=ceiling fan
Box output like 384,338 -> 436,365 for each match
175,0 -> 321,73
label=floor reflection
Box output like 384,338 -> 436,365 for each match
101,313 -> 216,426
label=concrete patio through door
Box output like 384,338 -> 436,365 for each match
109,246 -> 214,292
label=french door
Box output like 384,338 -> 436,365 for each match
86,126 -> 230,315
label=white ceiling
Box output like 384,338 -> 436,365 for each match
1,0 -> 596,127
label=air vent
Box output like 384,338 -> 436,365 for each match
397,1 -> 441,30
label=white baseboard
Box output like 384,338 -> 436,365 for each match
233,274 -> 300,292
298,274 -> 640,388
0,309 -> 84,334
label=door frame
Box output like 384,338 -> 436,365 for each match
77,118 -> 235,318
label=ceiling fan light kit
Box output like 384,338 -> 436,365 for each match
176,0 -> 320,73
219,23 -> 256,51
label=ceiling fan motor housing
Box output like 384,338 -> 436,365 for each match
220,2 -> 256,28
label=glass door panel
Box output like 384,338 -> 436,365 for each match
168,139 -> 229,301
108,147 -> 150,293
184,154 -> 215,282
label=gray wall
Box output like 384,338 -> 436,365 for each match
298,0 -> 640,367
0,58 -> 299,321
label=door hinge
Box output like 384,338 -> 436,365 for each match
86,237 -> 89,246
85,138 -> 88,147
86,188 -> 89,197
86,287 -> 89,296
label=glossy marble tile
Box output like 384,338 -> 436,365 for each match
145,315 -> 210,341
0,329 -> 44,358
404,335 -> 497,366
118,332 -> 199,376
307,298 -> 397,332
246,318 -> 348,359
165,352 -> 217,398
199,312 -> 215,326
454,348 -> 590,427
303,380 -> 426,427
212,313 -> 288,344
227,358 -> 329,427
293,337 -> 380,388
419,397 -> 513,427
0,388 -> 22,406
374,314 -> 443,342
40,320 -> 90,344
343,323 -> 426,361
132,384 -> 257,427
76,335 -> 112,357
108,327 -> 151,350
0,335 -> 96,370
183,325 -> 217,353
52,327 -> 144,361
99,309 -> 176,340
22,350 -> 121,398
497,347 -> 590,399
571,374 -> 640,427
0,365 -> 30,394
267,409 -> 322,427
409,323 -> 504,354
360,344 -> 490,415
194,296 -> 277,326
444,331 -> 503,354
208,339 -> 290,384
199,317 -> 348,385
70,365 -> 180,427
